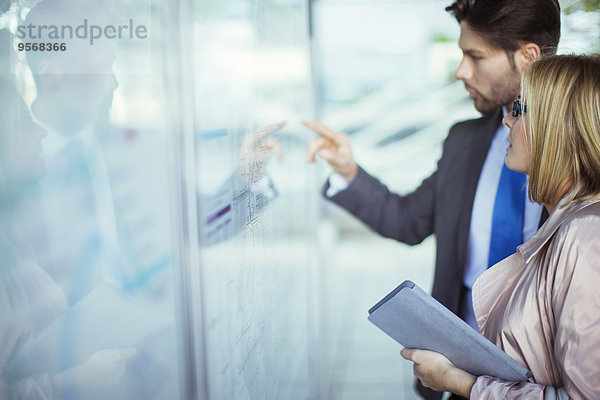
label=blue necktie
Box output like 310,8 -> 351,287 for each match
488,163 -> 527,267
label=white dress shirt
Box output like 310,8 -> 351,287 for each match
33,112 -> 123,292
462,115 -> 542,329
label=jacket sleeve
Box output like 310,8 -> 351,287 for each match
471,219 -> 600,400
471,376 -> 568,399
324,165 -> 436,245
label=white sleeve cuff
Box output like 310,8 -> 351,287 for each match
325,172 -> 349,198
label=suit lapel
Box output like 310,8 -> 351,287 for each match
455,109 -> 503,279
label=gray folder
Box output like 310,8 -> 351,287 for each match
368,280 -> 532,382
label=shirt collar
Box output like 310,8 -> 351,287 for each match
30,106 -> 94,157
495,107 -> 509,143
518,196 -> 600,263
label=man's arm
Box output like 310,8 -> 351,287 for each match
304,120 -> 436,246
326,165 -> 436,245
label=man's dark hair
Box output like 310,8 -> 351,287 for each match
446,0 -> 561,57
23,0 -> 114,79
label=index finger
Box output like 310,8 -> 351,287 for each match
301,120 -> 345,145
250,121 -> 287,143
255,120 -> 287,136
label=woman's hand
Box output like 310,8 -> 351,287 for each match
401,348 -> 476,398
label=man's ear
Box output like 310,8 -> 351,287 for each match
515,43 -> 542,69
34,61 -> 65,89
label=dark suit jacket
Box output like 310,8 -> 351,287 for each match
325,108 -> 548,400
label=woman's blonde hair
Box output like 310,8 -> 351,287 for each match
522,54 -> 600,205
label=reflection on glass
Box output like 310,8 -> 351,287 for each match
2,0 -> 182,397
3,0 -> 318,398
190,0 -> 317,398
0,76 -> 67,399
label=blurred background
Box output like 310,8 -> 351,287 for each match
0,0 -> 598,399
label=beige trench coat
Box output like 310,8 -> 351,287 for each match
470,198 -> 600,399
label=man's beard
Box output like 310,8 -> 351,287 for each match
472,67 -> 521,114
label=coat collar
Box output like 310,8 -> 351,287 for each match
518,197 -> 600,263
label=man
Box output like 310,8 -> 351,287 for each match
304,0 -> 560,398
23,0 -> 127,303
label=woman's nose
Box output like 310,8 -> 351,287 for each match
502,114 -> 514,129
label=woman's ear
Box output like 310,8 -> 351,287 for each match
515,43 -> 542,69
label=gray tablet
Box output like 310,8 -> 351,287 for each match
368,280 -> 532,382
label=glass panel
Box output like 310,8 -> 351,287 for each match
188,0 -> 318,398
1,0 -> 184,398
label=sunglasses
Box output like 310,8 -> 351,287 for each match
512,100 -> 527,118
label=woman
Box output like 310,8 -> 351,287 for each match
402,54 -> 600,399
0,76 -> 70,398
